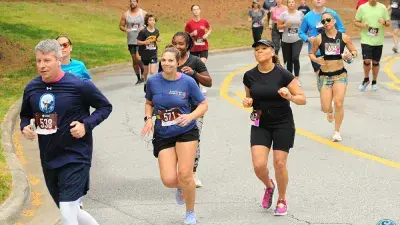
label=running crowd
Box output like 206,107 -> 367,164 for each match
18,0 -> 398,224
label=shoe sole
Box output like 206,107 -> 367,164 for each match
274,211 -> 288,216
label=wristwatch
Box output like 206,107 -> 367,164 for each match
144,116 -> 152,122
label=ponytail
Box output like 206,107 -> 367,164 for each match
272,55 -> 282,67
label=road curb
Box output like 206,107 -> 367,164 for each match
0,99 -> 30,225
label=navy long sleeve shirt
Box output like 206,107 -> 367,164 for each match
20,73 -> 112,169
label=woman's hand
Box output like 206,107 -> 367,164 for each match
278,87 -> 292,100
141,120 -> 154,136
176,114 -> 194,127
181,66 -> 194,76
242,97 -> 253,108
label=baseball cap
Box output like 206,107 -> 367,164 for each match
252,39 -> 275,48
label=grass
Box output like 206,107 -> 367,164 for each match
0,1 -> 252,204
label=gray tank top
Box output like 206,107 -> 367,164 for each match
126,9 -> 144,45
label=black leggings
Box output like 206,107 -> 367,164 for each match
282,40 -> 303,76
252,26 -> 264,43
271,24 -> 283,56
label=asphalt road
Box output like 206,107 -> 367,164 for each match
75,38 -> 399,225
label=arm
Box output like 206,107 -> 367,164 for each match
308,34 -> 322,63
354,8 -> 367,28
144,100 -> 154,119
119,12 -> 128,33
80,80 -> 113,132
20,90 -> 33,131
277,19 -> 286,30
287,79 -> 306,105
189,100 -> 208,120
298,16 -> 310,42
81,64 -> 92,79
195,71 -> 212,87
343,33 -> 358,57
203,21 -> 212,39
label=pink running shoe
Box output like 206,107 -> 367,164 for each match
274,199 -> 288,216
261,179 -> 275,209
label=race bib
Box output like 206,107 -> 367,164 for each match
287,28 -> 298,36
253,22 -> 261,28
250,110 -> 262,127
158,108 -> 180,126
195,38 -> 205,46
279,29 -> 284,32
34,112 -> 58,135
316,21 -> 323,28
324,40 -> 341,55
391,2 -> 398,8
131,24 -> 139,31
146,42 -> 156,50
367,27 -> 379,36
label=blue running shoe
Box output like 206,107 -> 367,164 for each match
175,189 -> 185,205
184,210 -> 197,225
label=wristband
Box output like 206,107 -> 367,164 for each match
193,71 -> 198,77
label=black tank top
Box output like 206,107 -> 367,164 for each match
318,31 -> 345,61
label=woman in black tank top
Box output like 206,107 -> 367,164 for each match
309,12 -> 358,142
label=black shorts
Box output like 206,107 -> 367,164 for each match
190,50 -> 208,59
361,44 -> 383,62
128,44 -> 139,54
142,58 -> 157,66
42,163 -> 90,207
311,59 -> 321,72
152,127 -> 199,158
250,125 -> 295,152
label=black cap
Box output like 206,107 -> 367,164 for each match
252,39 -> 275,48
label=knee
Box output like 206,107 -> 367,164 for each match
321,104 -> 332,113
363,59 -> 372,66
178,169 -> 193,185
334,99 -> 343,109
372,61 -> 380,67
273,159 -> 287,171
253,161 -> 267,175
161,175 -> 178,188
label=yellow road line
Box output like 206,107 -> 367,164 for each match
220,64 -> 400,169
384,56 -> 400,84
387,82 -> 400,91
381,55 -> 393,63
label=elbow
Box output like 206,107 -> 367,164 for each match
204,79 -> 212,87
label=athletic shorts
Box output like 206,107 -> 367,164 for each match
250,125 -> 295,152
361,44 -> 383,62
128,44 -> 139,54
190,50 -> 208,59
392,20 -> 400,30
42,163 -> 90,207
142,58 -> 157,66
318,72 -> 348,91
152,127 -> 199,158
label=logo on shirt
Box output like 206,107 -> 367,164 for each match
39,93 -> 55,114
376,219 -> 396,225
169,90 -> 187,99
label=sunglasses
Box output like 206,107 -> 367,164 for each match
60,42 -> 70,48
321,18 -> 332,25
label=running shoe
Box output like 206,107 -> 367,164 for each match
393,47 -> 398,53
193,172 -> 202,188
332,131 -> 342,142
274,199 -> 288,216
184,211 -> 197,225
371,84 -> 378,92
175,188 -> 185,205
358,81 -> 369,91
327,112 -> 334,123
262,179 -> 275,209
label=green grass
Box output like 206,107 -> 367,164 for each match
0,1 -> 252,203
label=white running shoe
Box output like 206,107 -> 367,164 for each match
194,172 -> 202,188
332,131 -> 342,142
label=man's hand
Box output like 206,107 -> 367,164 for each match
22,119 -> 36,140
70,121 -> 86,139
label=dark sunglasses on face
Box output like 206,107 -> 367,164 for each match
60,42 -> 70,48
321,18 -> 332,25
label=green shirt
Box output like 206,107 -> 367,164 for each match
355,2 -> 389,46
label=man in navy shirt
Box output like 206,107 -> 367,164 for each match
20,39 -> 112,225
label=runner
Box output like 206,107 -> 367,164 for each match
141,46 -> 208,225
299,0 -> 345,82
298,0 -> 311,15
277,0 -> 304,81
242,39 -> 306,216
20,39 -> 112,225
159,32 -> 212,188
137,14 -> 160,93
262,0 -> 277,27
119,0 -> 146,85
56,35 -> 91,79
309,12 -> 357,141
388,0 -> 400,53
355,0 -> 390,91
185,4 -> 211,64
268,0 -> 288,56
249,1 -> 267,43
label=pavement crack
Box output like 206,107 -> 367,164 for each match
85,196 -> 156,225
287,214 -> 353,225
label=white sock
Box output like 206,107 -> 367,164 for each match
60,200 -> 80,225
78,209 -> 99,225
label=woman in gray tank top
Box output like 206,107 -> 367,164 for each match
277,0 -> 304,80
248,1 -> 267,43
